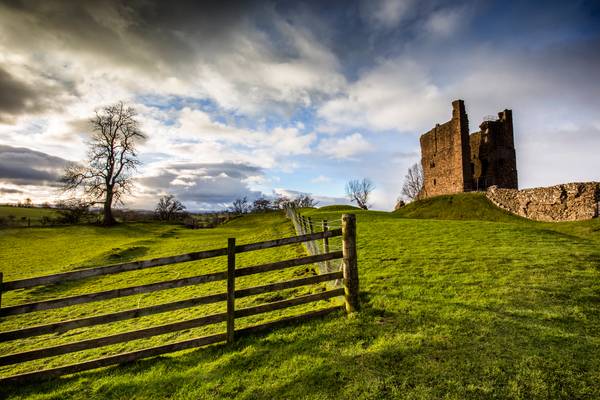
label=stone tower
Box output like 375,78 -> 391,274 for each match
469,110 -> 518,190
419,100 -> 518,198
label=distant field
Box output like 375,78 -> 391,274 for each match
1,196 -> 600,399
0,206 -> 58,223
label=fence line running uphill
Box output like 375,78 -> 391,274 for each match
285,206 -> 343,277
0,214 -> 359,384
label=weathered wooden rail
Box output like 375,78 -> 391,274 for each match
0,214 -> 359,383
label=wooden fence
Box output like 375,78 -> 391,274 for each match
285,207 -> 340,275
0,214 -> 359,384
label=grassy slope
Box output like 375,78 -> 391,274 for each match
1,201 -> 600,399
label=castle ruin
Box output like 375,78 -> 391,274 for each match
420,100 -> 518,198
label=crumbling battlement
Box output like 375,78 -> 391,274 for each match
486,182 -> 600,222
420,100 -> 518,198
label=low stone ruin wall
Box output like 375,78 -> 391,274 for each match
486,182 -> 600,222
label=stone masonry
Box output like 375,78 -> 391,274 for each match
486,182 -> 600,222
420,100 -> 518,198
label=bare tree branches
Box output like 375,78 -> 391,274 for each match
61,101 -> 145,226
274,193 -> 318,210
155,194 -> 186,221
252,197 -> 273,212
293,194 -> 318,208
401,163 -> 424,201
230,196 -> 250,214
345,178 -> 374,210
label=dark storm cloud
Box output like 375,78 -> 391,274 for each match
0,0 -> 263,75
0,187 -> 23,194
0,67 -> 36,116
0,0 -> 346,117
0,145 -> 69,186
0,64 -> 76,122
0,67 -> 53,122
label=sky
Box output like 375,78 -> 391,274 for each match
0,0 -> 599,211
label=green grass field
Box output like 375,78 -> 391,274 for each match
1,195 -> 600,399
0,206 -> 58,225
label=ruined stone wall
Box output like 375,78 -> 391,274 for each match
470,110 -> 518,191
486,182 -> 600,221
420,100 -> 472,197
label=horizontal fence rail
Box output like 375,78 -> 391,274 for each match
0,307 -> 343,384
2,229 -> 341,292
0,271 -> 343,342
0,214 -> 358,384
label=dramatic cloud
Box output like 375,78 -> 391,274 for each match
140,107 -> 317,169
0,145 -> 69,186
134,162 -> 264,210
0,0 -> 599,210
318,59 -> 447,133
0,66 -> 71,123
0,1 -> 345,117
0,187 -> 23,195
361,0 -> 416,28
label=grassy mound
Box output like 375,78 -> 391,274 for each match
393,192 -> 523,222
318,204 -> 361,211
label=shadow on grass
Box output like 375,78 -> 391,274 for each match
2,293 -> 599,400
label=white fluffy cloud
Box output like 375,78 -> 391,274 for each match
318,59 -> 447,133
361,0 -> 416,28
140,107 -> 316,169
424,7 -> 465,37
319,133 -> 374,159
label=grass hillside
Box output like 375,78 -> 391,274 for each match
1,207 -> 600,399
394,192 -> 524,222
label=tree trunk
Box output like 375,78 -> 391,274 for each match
103,189 -> 116,226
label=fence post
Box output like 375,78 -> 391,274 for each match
341,214 -> 359,313
0,272 -> 3,312
307,217 -> 314,234
227,238 -> 236,343
322,220 -> 330,272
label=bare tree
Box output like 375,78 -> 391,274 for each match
61,102 -> 145,226
252,197 -> 273,213
155,194 -> 186,221
401,163 -> 424,201
272,195 -> 291,210
293,193 -> 318,208
230,196 -> 250,214
345,178 -> 374,210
